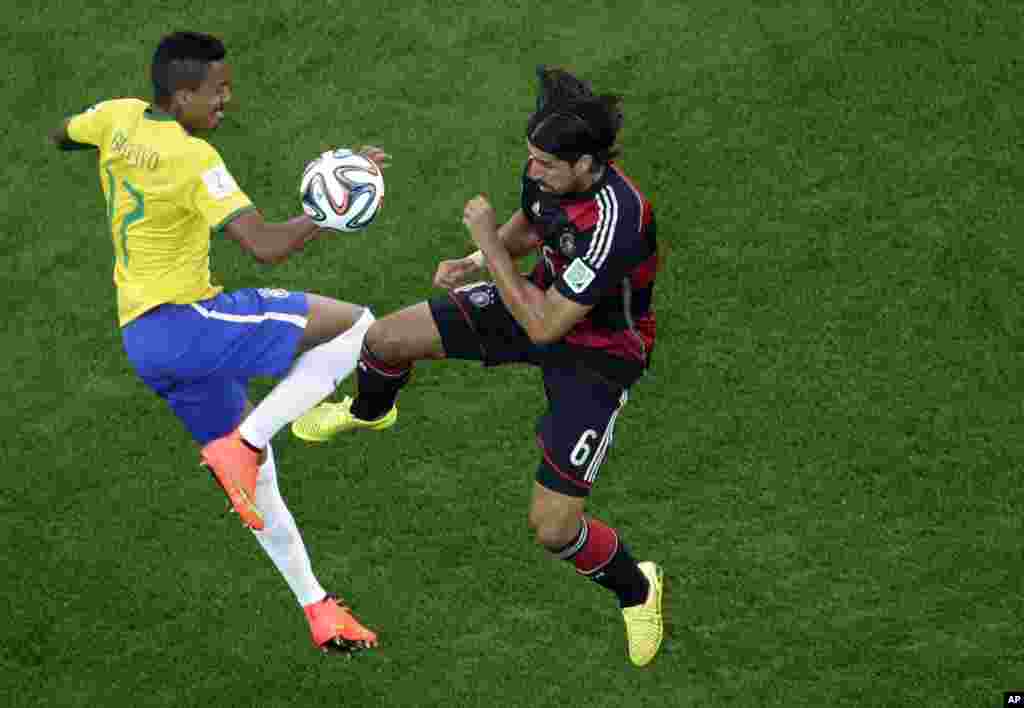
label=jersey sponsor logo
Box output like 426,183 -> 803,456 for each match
563,258 -> 596,294
258,287 -> 290,299
202,164 -> 240,200
532,200 -> 541,216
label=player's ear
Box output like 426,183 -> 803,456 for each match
170,87 -> 193,110
575,154 -> 594,176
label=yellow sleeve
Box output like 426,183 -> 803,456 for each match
189,142 -> 256,232
65,101 -> 114,147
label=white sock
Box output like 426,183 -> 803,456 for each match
251,443 -> 326,607
239,307 -> 374,449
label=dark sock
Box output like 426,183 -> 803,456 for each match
350,342 -> 412,421
556,517 -> 650,608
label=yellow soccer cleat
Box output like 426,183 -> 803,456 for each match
622,561 -> 664,666
291,396 -> 397,442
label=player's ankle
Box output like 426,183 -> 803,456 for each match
351,394 -> 396,421
238,434 -> 262,454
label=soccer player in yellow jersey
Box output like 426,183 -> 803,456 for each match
50,31 -> 379,654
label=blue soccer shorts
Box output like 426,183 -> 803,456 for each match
121,288 -> 309,445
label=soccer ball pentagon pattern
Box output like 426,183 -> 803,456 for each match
300,148 -> 384,232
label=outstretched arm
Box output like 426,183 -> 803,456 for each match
223,209 -> 323,264
49,117 -> 95,151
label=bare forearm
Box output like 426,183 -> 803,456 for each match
499,213 -> 541,258
237,213 -> 321,264
468,210 -> 539,268
477,232 -> 548,336
464,197 -> 588,345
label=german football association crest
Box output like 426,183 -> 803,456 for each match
559,231 -> 576,258
468,289 -> 494,308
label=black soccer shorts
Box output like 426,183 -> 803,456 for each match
430,281 -> 630,497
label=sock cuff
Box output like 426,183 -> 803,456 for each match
554,518 -> 588,560
573,517 -> 620,576
361,341 -> 412,378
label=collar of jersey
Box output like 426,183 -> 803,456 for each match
144,104 -> 178,122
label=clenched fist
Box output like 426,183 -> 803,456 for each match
462,195 -> 498,245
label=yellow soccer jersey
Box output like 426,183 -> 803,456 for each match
66,98 -> 255,325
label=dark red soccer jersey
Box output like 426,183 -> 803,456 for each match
521,162 -> 657,367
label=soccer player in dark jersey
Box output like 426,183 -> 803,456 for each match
293,66 -> 664,666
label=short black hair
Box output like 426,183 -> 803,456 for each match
527,65 -> 624,167
152,31 -> 226,100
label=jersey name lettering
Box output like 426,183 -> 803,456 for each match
111,129 -> 161,170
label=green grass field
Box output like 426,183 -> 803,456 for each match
4,1 -> 1024,706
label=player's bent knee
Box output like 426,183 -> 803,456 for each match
363,318 -> 398,361
301,294 -> 367,349
365,304 -> 443,365
354,306 -> 375,332
530,514 -> 580,551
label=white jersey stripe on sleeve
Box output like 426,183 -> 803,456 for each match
588,187 -> 617,271
585,191 -> 609,264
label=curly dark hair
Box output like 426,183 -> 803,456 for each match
527,65 -> 624,167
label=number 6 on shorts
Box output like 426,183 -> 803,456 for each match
570,429 -> 599,466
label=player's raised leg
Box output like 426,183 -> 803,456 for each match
201,291 -> 375,527
292,301 -> 445,441
237,294 -> 373,445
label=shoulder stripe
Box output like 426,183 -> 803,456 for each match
612,165 -> 647,232
590,187 -> 618,269
585,187 -> 610,268
584,192 -> 606,264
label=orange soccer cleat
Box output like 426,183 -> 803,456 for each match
200,430 -> 264,530
304,594 -> 379,655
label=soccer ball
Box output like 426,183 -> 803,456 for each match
300,148 -> 384,232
